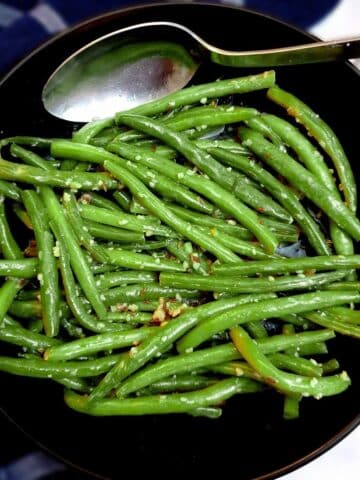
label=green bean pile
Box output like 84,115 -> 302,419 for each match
1,70 -> 360,419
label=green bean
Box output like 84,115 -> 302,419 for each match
166,240 -> 209,274
90,126 -> 124,147
55,233 -> 118,333
105,312 -> 152,324
95,271 -> 157,290
282,323 -> 296,336
119,160 -> 215,215
128,197 -> 150,215
72,118 -> 114,144
0,278 -> 24,325
291,342 -> 329,357
277,314 -> 311,329
60,159 -> 78,171
324,306 -> 360,324
304,311 -> 360,338
0,157 -> 118,190
88,261 -> 119,275
89,294 -> 271,400
160,270 -> 347,294
194,138 -> 251,156
116,71 -> 275,118
9,300 -> 42,319
212,351 -> 323,378
128,200 -> 152,215
245,116 -> 285,149
245,321 -> 268,339
256,217 -> 299,239
103,283 -> 200,307
283,395 -> 301,420
9,300 -> 70,322
177,290 -> 360,352
137,375 -> 215,395
12,203 -> 33,230
322,359 -> 340,374
108,144 -> 291,251
22,190 -> 60,337
0,324 -> 61,351
0,259 -> 38,278
0,198 -> 22,259
45,327 -> 156,361
41,187 -> 107,320
74,162 -> 91,172
160,129 -> 293,224
79,191 -> 122,212
164,203 -> 253,238
112,190 -> 131,211
2,314 -> 20,328
209,361 -> 261,381
10,144 -> 56,171
0,180 -> 22,201
166,203 -> 297,242
0,353 -> 126,378
208,147 -> 330,255
267,87 -> 357,212
261,113 -> 355,272
112,119 -> 278,253
131,331 -> 330,397
121,239 -> 171,252
105,248 -> 185,272
164,105 -> 258,131
257,330 -> 335,354
0,197 -> 26,325
61,318 -> 86,339
2,71 -> 360,419
268,353 -> 323,377
29,317 -> 45,334
127,301 -> 159,312
326,282 -> 360,291
78,203 -> 176,238
197,227 -> 280,260
51,139 -> 120,165
109,135 -> 177,158
240,127 -> 360,241
105,160 -> 241,263
230,326 -> 350,398
84,219 -> 144,243
62,192 -> 109,264
67,377 -> 263,416
107,301 -> 158,314
117,116 -> 225,142
116,329 -> 334,397
213,255 -> 360,276
0,136 -> 52,149
56,376 -> 92,394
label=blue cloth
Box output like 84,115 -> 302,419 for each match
0,0 -> 340,75
0,452 -> 65,480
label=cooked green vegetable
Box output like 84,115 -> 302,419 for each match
0,70 -> 359,420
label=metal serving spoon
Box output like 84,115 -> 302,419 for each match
42,21 -> 360,122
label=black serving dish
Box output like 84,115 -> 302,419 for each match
0,3 -> 359,479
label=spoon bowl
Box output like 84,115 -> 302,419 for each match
42,21 -> 360,123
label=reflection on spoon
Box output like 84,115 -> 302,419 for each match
43,39 -> 198,122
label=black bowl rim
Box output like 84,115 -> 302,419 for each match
0,2 -> 359,479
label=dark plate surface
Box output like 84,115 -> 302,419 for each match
0,3 -> 359,479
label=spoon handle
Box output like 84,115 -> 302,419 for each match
209,36 -> 360,67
